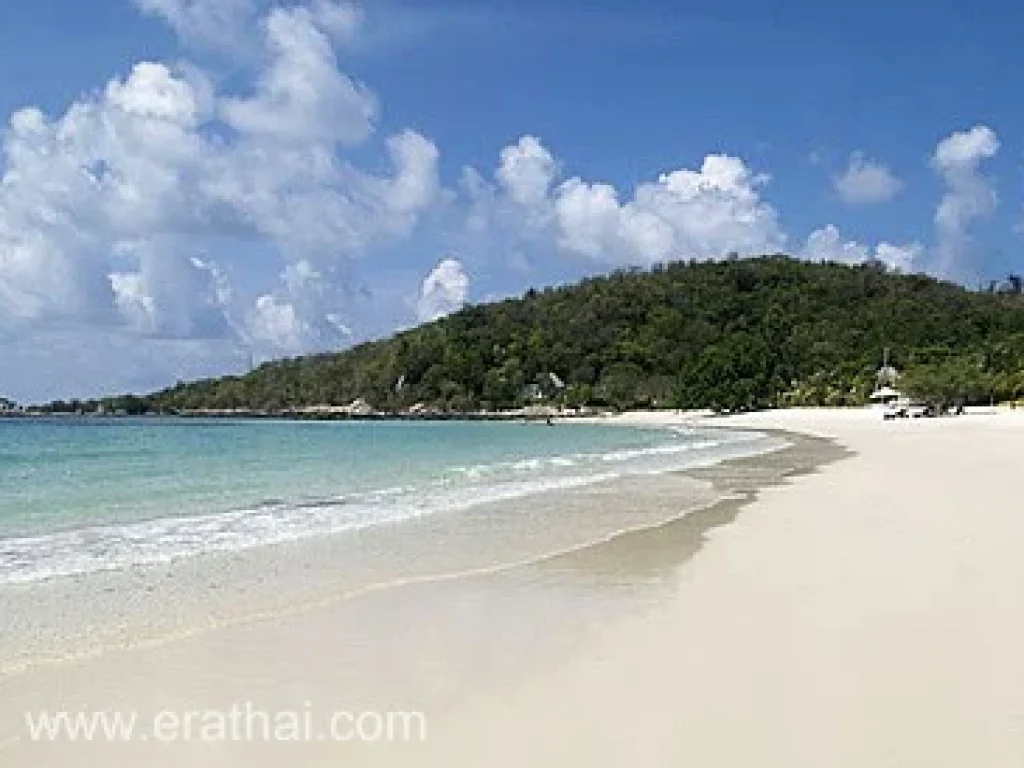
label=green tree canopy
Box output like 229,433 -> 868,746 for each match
49,256 -> 1024,415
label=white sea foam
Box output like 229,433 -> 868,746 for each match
0,427 -> 780,586
450,436 -> 732,478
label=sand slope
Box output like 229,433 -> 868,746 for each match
402,409 -> 1024,766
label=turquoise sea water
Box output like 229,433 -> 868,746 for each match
0,418 -> 767,585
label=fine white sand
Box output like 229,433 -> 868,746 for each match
5,407 -> 1024,767
390,407 -> 1024,766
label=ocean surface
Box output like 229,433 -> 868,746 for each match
0,418 -> 770,586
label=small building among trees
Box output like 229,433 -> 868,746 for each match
869,350 -> 904,405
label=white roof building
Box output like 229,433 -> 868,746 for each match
871,350 -> 903,404
870,386 -> 901,401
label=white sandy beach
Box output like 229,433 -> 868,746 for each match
4,408 -> 1024,766
404,407 -> 1024,767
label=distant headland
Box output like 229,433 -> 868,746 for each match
13,257 -> 1024,419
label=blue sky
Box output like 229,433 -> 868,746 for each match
0,0 -> 1021,401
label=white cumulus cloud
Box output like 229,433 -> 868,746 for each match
802,225 -> 870,264
109,245 -> 233,339
248,295 -> 309,350
0,3 -> 442,361
802,225 -> 923,273
497,135 -> 558,207
380,130 -> 442,215
875,242 -> 925,273
135,0 -> 256,49
932,125 -> 999,275
311,1 -> 363,43
471,140 -> 785,266
417,258 -> 469,322
220,5 -> 377,146
833,153 -> 902,205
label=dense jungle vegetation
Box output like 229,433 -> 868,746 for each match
44,257 -> 1024,414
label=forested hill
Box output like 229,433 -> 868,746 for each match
91,257 -> 1024,414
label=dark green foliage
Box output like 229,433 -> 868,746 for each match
54,257 -> 1024,414
901,354 -> 991,408
677,332 -> 776,412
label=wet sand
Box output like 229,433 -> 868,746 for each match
0,425 -> 838,766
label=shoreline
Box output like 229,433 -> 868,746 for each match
0,422 -> 802,677
0,421 -> 847,768
0,421 -> 844,767
0,407 -> 617,421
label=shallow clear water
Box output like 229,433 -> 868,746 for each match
0,418 -> 767,584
